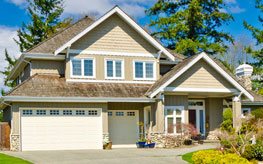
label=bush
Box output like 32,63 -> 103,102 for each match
192,150 -> 251,164
221,108 -> 234,132
251,108 -> 263,119
243,141 -> 263,161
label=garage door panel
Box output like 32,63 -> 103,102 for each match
21,109 -> 103,151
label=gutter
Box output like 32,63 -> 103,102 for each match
8,53 -> 65,80
3,96 -> 155,103
241,101 -> 263,106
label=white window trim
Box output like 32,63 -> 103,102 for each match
133,60 -> 156,81
164,106 -> 185,135
104,58 -> 125,80
241,108 -> 251,118
70,57 -> 96,78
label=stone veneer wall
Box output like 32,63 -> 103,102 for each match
10,134 -> 20,151
149,133 -> 185,148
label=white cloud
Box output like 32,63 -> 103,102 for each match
0,26 -> 20,93
228,5 -> 246,14
224,0 -> 237,4
6,0 -> 26,5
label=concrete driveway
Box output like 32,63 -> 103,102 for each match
3,143 -> 219,164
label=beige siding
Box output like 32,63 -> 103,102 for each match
65,54 -> 159,81
31,60 -> 65,75
206,98 -> 223,132
71,14 -> 158,54
151,100 -> 165,133
165,95 -> 189,124
169,59 -> 234,89
11,102 -> 108,135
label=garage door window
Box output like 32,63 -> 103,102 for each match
76,110 -> 85,115
127,112 -> 135,116
36,110 -> 46,115
63,110 -> 72,115
50,110 -> 59,115
88,110 -> 98,116
116,112 -> 124,116
23,110 -> 33,115
108,111 -> 112,116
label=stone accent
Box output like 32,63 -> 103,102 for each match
206,130 -> 219,140
103,133 -> 110,144
149,133 -> 184,148
10,134 -> 20,151
238,76 -> 252,91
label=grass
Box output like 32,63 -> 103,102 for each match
181,151 -> 196,164
0,153 -> 32,164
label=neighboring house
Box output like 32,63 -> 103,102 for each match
0,6 -> 262,151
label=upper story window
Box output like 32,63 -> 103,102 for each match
133,61 -> 155,80
105,59 -> 124,79
71,58 -> 95,78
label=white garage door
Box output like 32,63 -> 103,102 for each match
108,110 -> 139,147
21,109 -> 102,151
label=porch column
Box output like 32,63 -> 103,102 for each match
232,96 -> 242,131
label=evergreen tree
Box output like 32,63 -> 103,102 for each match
15,0 -> 71,52
0,49 -> 17,95
243,0 -> 263,75
146,0 -> 234,57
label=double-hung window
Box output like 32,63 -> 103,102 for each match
164,106 -> 184,134
105,59 -> 124,79
71,58 -> 95,78
134,61 -> 155,80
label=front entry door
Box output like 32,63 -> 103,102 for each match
188,100 -> 206,136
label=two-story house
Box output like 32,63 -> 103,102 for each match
1,6 -> 262,151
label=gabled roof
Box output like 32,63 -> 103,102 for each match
26,16 -> 94,54
6,74 -> 151,99
146,52 -> 254,101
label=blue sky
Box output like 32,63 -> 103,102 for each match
0,0 -> 262,91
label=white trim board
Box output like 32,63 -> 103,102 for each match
69,49 -> 158,58
149,52 -> 254,101
54,6 -> 176,61
66,79 -> 155,84
3,96 -> 155,103
164,87 -> 239,93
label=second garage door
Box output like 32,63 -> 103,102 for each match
21,109 -> 102,151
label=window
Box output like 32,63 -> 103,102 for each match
108,111 -> 112,116
134,61 -> 155,80
76,110 -> 85,115
241,108 -> 251,118
127,112 -> 135,116
165,106 -> 184,134
105,59 -> 124,79
36,110 -> 46,115
23,110 -> 33,115
88,110 -> 98,116
116,112 -> 124,116
71,58 -> 95,78
50,110 -> 59,115
63,110 -> 72,115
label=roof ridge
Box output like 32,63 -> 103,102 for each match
25,16 -> 93,54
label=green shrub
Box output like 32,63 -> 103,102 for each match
221,108 -> 234,132
244,141 -> 263,161
251,108 -> 263,119
192,150 -> 251,164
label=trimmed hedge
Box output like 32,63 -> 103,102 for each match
192,150 -> 251,164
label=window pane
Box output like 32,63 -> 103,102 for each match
72,59 -> 81,76
166,109 -> 174,115
145,63 -> 153,78
176,109 -> 181,116
115,61 -> 122,77
135,62 -> 143,78
167,117 -> 174,133
84,60 -> 93,76
199,110 -> 204,134
176,118 -> 182,133
107,60 -> 113,77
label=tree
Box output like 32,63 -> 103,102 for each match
243,0 -> 263,94
0,49 -> 17,95
146,0 -> 234,57
15,0 -> 72,52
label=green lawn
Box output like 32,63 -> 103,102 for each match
0,153 -> 32,164
181,151 -> 196,164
